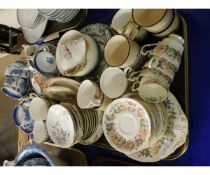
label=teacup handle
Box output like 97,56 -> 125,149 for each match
128,70 -> 141,82
124,67 -> 133,77
124,20 -> 139,40
131,81 -> 140,92
140,43 -> 159,56
29,93 -> 38,99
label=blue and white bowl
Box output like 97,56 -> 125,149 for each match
4,77 -> 29,95
2,61 -> 31,99
5,66 -> 29,78
12,99 -> 34,134
15,144 -> 67,166
33,50 -> 58,75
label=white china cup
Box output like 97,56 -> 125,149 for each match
153,13 -> 180,38
104,35 -> 141,68
131,78 -> 168,103
100,67 -> 128,99
111,9 -> 148,41
77,80 -> 103,109
29,97 -> 52,121
31,121 -> 49,144
33,50 -> 58,75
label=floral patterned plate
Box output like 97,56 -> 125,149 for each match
102,98 -> 151,154
46,104 -> 75,148
126,91 -> 188,162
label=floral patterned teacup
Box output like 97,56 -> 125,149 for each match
77,80 -> 103,109
143,56 -> 176,81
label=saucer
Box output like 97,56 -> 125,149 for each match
126,92 -> 188,162
102,98 -> 151,154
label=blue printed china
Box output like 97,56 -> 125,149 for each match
4,77 -> 29,95
5,66 -> 29,78
13,98 -> 34,134
33,50 -> 58,75
15,144 -> 67,166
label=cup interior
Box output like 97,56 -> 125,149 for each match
104,35 -> 129,67
132,9 -> 166,27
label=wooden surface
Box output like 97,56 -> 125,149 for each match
18,129 -> 29,153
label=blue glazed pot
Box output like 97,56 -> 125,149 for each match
15,144 -> 67,166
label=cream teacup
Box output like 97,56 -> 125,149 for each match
30,121 -> 49,144
104,35 -> 141,68
131,77 -> 168,103
77,80 -> 103,109
111,9 -> 148,41
132,9 -> 174,33
143,55 -> 176,81
100,67 -> 128,99
29,97 -> 53,121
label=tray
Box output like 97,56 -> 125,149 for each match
92,12 -> 189,161
18,10 -> 189,163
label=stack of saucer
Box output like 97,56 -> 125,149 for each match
102,92 -> 188,162
2,61 -> 30,99
46,103 -> 103,148
56,30 -> 99,77
38,9 -> 80,23
17,9 -> 48,43
102,94 -> 166,154
43,77 -> 80,102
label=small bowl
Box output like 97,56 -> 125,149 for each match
3,76 -> 29,95
13,99 -> 34,134
34,50 -> 58,75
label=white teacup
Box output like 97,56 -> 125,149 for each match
104,35 -> 141,68
33,50 -> 58,75
131,77 -> 168,103
29,97 -> 53,121
77,80 -> 103,109
111,9 -> 148,41
31,121 -> 49,144
153,13 -> 180,38
100,67 -> 128,99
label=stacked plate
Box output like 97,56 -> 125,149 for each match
38,9 -> 80,23
43,77 -> 80,102
102,94 -> 166,154
102,92 -> 188,162
46,104 -> 103,148
17,9 -> 48,44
